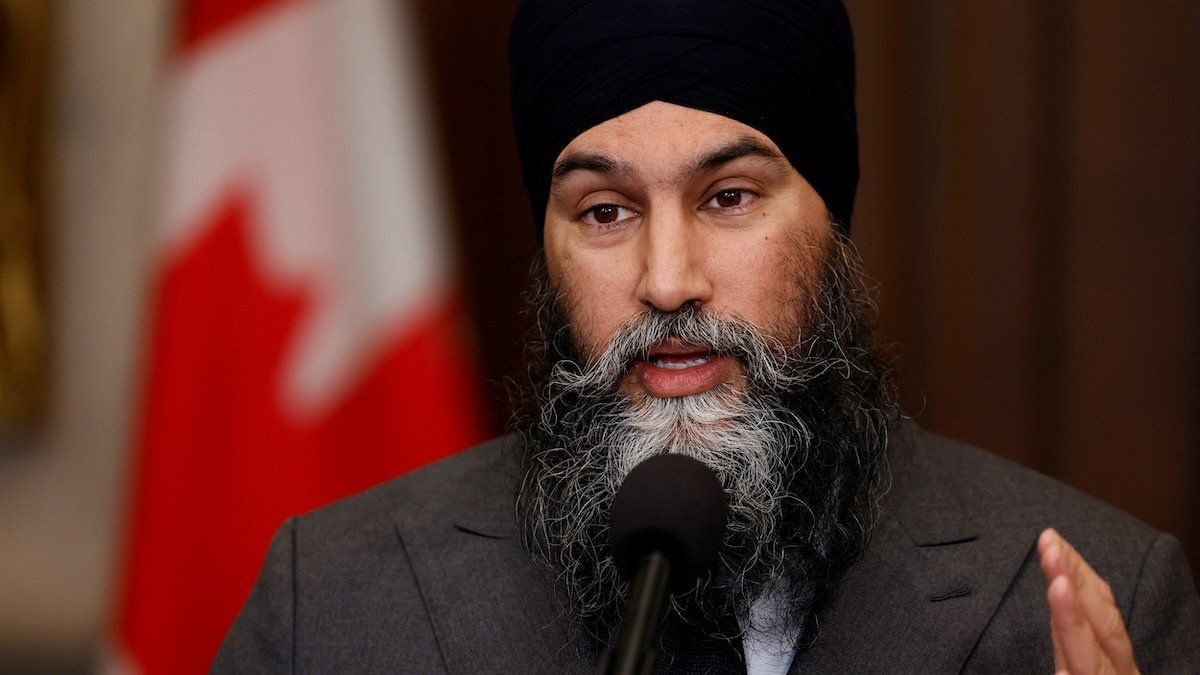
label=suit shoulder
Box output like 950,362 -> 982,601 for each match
898,421 -> 1161,554
292,435 -> 519,544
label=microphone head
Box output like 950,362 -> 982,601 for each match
609,453 -> 728,590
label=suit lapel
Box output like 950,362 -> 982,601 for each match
393,449 -> 589,674
793,424 -> 1038,673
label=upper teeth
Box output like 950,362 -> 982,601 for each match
653,356 -> 710,369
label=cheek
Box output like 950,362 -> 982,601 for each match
709,233 -> 818,341
548,252 -> 639,360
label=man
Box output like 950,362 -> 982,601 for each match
213,0 -> 1200,672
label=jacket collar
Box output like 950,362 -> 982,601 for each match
793,421 -> 1039,672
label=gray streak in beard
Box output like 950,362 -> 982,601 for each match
513,228 -> 899,651
533,307 -> 814,618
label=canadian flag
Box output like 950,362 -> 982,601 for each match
109,0 -> 488,672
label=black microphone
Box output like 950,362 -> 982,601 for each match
600,454 -> 728,675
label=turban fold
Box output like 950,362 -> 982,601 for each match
508,0 -> 858,240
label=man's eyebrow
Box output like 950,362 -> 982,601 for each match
551,153 -> 632,182
686,137 -> 788,179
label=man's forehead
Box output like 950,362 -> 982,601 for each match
549,139 -> 790,193
548,103 -> 792,191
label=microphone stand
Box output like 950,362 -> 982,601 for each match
599,550 -> 672,675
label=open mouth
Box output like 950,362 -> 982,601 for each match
634,339 -> 734,397
648,354 -> 716,369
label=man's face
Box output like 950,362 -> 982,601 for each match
542,101 -> 831,399
520,100 -> 895,649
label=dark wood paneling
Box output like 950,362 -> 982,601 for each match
845,0 -> 1199,575
1058,0 -> 1199,553
409,0 -> 530,431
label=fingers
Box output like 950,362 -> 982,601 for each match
1049,606 -> 1068,674
1038,528 -> 1139,675
1039,529 -> 1072,673
1048,573 -> 1107,673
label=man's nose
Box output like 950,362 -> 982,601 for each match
634,210 -> 713,312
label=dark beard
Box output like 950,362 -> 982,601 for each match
509,230 -> 900,657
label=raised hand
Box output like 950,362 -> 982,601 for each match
1038,528 -> 1140,675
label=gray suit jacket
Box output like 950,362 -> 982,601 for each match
212,422 -> 1200,673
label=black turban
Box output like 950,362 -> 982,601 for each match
508,0 -> 858,241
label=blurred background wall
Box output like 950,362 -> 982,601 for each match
0,1 -> 168,672
0,0 -> 1195,672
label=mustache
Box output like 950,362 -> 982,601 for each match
549,303 -> 817,396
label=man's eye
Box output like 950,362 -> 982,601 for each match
582,203 -> 636,227
705,188 -> 753,210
